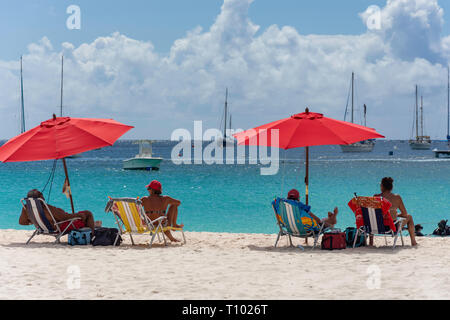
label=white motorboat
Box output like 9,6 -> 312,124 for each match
123,140 -> 163,170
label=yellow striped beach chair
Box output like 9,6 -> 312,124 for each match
104,197 -> 185,247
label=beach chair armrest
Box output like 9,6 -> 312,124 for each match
150,216 -> 167,223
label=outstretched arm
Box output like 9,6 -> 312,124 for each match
164,196 -> 181,207
397,196 -> 409,218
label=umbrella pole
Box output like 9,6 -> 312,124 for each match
62,158 -> 75,214
305,146 -> 309,205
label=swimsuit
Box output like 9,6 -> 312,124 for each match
145,210 -> 166,215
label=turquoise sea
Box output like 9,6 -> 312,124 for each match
0,140 -> 449,235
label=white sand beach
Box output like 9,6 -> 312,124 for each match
0,229 -> 449,300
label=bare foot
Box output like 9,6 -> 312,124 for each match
174,224 -> 184,229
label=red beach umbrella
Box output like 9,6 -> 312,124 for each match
233,108 -> 384,204
0,114 -> 134,212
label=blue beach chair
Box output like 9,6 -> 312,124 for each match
20,197 -> 82,244
272,197 -> 326,250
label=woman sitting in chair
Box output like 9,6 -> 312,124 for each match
141,180 -> 183,243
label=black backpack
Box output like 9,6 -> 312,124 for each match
345,227 -> 366,248
91,227 -> 122,246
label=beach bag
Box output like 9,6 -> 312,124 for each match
68,227 -> 92,246
321,232 -> 346,250
345,227 -> 366,248
91,227 -> 122,246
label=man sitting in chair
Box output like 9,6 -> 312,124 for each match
373,177 -> 417,246
287,189 -> 338,230
19,189 -> 95,234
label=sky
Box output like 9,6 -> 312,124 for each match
1,0 -> 450,139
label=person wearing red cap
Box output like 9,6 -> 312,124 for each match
287,188 -> 338,230
141,180 -> 183,243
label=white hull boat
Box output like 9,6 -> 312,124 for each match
123,140 -> 162,170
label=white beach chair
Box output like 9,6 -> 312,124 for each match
20,197 -> 82,244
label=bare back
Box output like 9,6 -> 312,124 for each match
375,192 -> 407,220
141,195 -> 180,218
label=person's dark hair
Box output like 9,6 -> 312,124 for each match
381,177 -> 394,191
153,189 -> 162,195
27,189 -> 44,199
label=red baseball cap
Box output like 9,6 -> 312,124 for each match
146,180 -> 162,192
288,189 -> 300,201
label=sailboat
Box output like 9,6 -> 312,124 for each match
217,88 -> 235,148
123,140 -> 163,170
409,85 -> 431,150
340,72 -> 375,152
19,56 -> 26,134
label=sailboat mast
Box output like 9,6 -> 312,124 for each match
421,96 -> 424,137
447,66 -> 449,140
415,85 -> 419,139
60,55 -> 64,117
351,72 -> 354,124
224,88 -> 228,139
20,56 -> 25,133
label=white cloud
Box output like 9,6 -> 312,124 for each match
361,0 -> 445,63
1,0 -> 449,140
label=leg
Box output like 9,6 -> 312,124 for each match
164,229 -> 180,242
166,205 -> 183,228
72,210 -> 95,234
148,213 -> 179,243
399,214 -> 417,246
